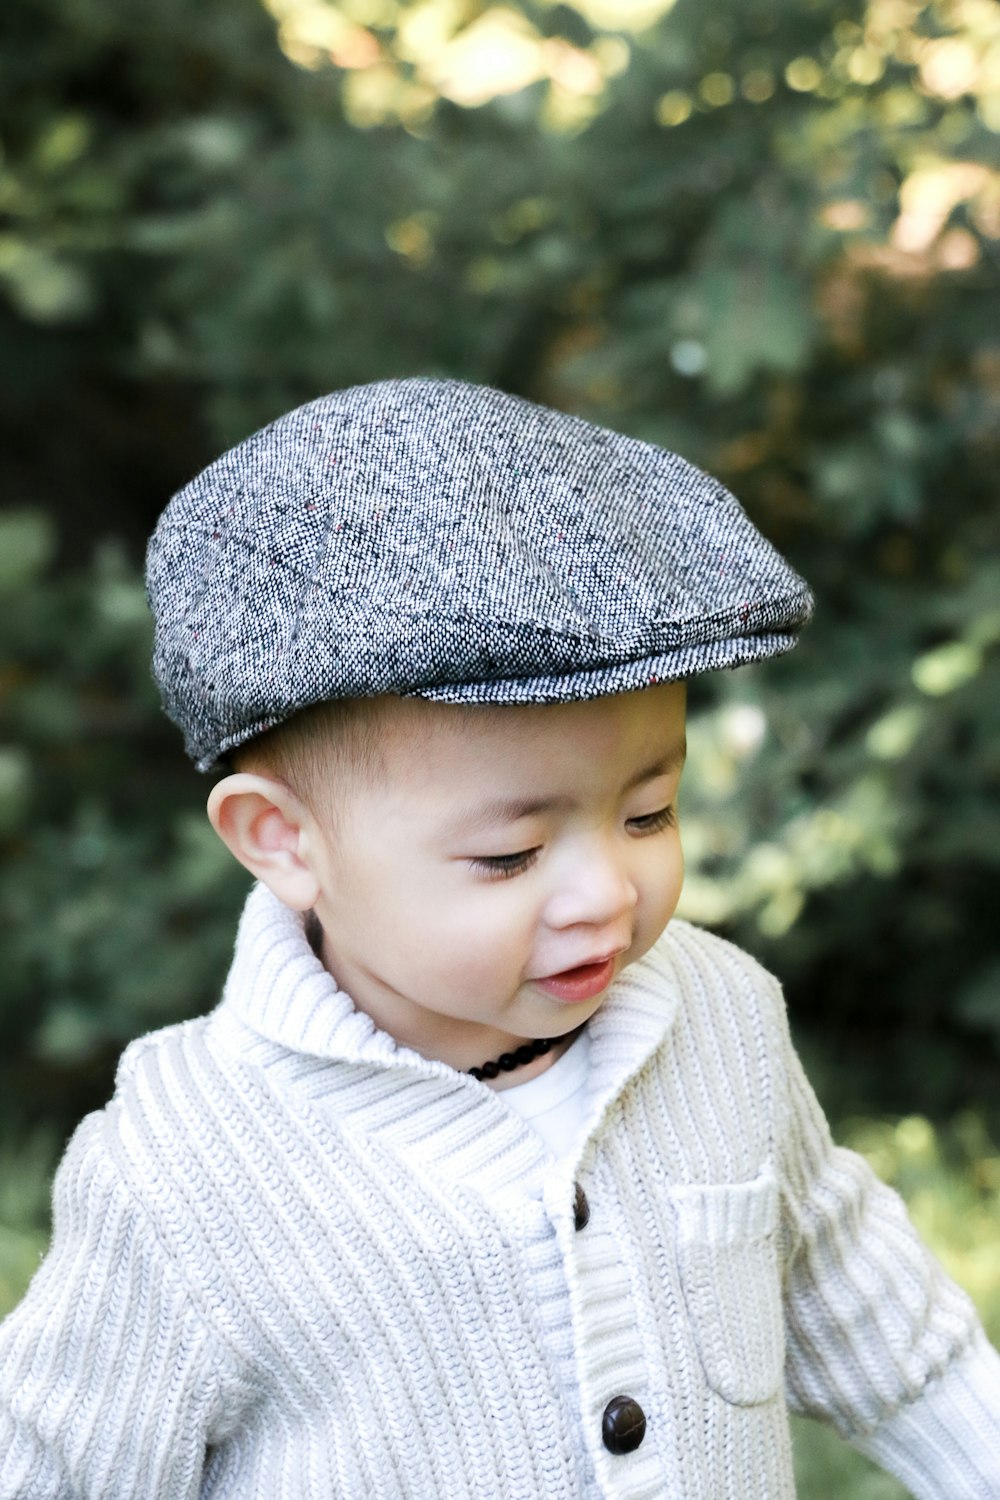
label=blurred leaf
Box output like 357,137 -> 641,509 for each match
0,511 -> 56,593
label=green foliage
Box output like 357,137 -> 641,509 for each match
0,16 -> 997,1496
0,509 -> 248,1130
0,1127 -> 57,1320
792,1415 -> 911,1499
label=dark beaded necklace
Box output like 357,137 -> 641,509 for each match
468,1025 -> 585,1082
468,1037 -> 551,1082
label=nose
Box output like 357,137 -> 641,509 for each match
544,838 -> 639,932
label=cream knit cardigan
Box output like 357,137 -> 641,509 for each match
2,882 -> 999,1500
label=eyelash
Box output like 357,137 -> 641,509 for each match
468,806 -> 678,881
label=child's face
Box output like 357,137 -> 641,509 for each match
302,681 -> 687,1070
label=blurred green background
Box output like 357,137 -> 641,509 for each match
1,0 -> 998,1491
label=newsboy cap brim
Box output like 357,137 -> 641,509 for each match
146,377 -> 814,771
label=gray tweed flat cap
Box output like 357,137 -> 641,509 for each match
146,376 -> 814,771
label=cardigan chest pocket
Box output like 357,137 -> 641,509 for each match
670,1168 -> 785,1407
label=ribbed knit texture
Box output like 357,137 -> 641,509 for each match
2,882 -> 999,1500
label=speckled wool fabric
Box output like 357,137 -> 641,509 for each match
2,884 -> 999,1500
144,377 -> 814,770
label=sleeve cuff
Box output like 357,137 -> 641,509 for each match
849,1331 -> 1000,1500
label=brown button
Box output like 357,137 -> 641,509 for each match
573,1182 -> 590,1231
602,1395 -> 646,1454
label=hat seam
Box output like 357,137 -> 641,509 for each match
281,487 -> 342,691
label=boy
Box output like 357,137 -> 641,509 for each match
1,375 -> 998,1499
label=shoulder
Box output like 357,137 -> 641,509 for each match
75,1015 -> 289,1329
100,1015 -> 266,1259
646,916 -> 785,1005
108,1012 -> 265,1180
114,1013 -> 214,1090
26,1018 -> 220,1246
636,918 -> 794,1078
107,1018 -> 223,1184
602,920 -> 798,1178
16,1073 -> 221,1361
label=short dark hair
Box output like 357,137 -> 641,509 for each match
229,697 -> 392,827
227,692 -> 529,832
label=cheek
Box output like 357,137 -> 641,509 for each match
639,836 -> 685,923
407,882 -> 536,983
670,836 -> 685,892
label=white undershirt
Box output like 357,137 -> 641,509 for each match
497,1026 -> 592,1162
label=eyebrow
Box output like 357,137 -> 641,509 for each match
448,739 -> 687,836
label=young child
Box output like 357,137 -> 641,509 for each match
1,376 -> 998,1500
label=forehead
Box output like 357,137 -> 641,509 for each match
373,681 -> 687,788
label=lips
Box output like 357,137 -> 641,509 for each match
558,959 -> 613,982
534,953 -> 622,1003
544,947 -> 624,979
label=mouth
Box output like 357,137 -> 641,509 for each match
534,953 -> 620,1004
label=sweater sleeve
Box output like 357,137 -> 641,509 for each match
772,992 -> 1000,1499
0,1109 -> 245,1500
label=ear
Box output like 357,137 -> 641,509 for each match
206,773 -> 321,911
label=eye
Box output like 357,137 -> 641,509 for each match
468,849 -> 540,880
628,805 -> 677,834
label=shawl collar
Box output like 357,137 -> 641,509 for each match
213,882 -> 682,1199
